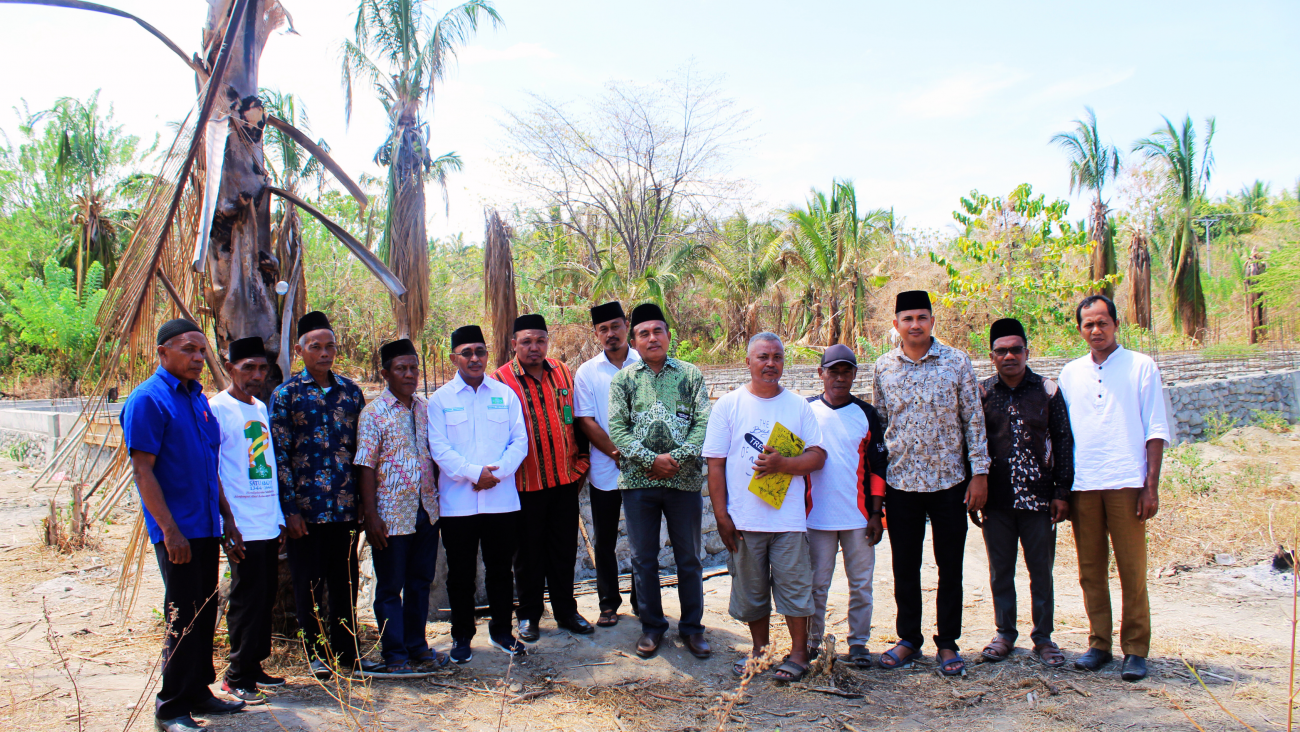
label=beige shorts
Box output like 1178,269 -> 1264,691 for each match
727,530 -> 813,622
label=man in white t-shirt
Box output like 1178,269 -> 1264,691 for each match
573,301 -> 641,627
209,337 -> 286,703
804,344 -> 888,669
1058,295 -> 1169,683
704,333 -> 826,683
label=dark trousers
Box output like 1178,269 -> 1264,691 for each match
153,537 -> 219,720
286,521 -> 360,665
225,538 -> 279,689
623,487 -> 705,636
885,481 -> 969,652
982,508 -> 1056,645
441,511 -> 519,639
590,486 -> 637,615
515,481 -> 581,622
371,508 -> 439,665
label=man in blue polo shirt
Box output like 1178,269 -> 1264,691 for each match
122,319 -> 247,732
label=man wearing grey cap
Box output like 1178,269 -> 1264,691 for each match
804,344 -> 888,668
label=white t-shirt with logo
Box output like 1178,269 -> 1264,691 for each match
209,391 -> 285,542
701,386 -> 824,533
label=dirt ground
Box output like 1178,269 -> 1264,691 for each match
3,426 -> 1300,732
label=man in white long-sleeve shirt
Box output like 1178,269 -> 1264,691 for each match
427,325 -> 529,664
1058,295 -> 1170,683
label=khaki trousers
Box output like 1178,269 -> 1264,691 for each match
1070,489 -> 1150,657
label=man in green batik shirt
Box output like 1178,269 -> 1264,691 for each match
607,303 -> 712,660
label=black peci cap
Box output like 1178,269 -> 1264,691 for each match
989,318 -> 1027,348
298,311 -> 332,336
589,301 -> 625,326
513,313 -> 547,333
379,338 -> 417,367
450,325 -> 486,349
894,290 -> 932,313
227,336 -> 266,363
156,318 -> 202,346
629,302 -> 667,329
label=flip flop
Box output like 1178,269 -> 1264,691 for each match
771,657 -> 809,683
733,656 -> 761,677
878,640 -> 918,670
1034,641 -> 1066,668
982,635 -> 1013,662
596,610 -> 619,627
937,651 -> 966,677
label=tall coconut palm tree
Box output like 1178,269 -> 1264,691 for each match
342,0 -> 501,339
1133,115 -> 1215,341
698,213 -> 783,348
781,180 -> 888,346
46,92 -> 145,296
1051,107 -> 1121,298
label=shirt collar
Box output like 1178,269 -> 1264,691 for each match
155,366 -> 201,395
633,357 -> 677,372
512,357 -> 553,380
995,367 -> 1041,391
894,337 -> 941,364
379,388 -> 421,411
601,347 -> 641,368
295,369 -> 338,389
1091,344 -> 1125,367
450,370 -> 489,394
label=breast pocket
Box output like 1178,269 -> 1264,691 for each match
485,408 -> 510,442
445,410 -> 472,444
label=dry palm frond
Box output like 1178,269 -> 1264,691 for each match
484,208 -> 518,368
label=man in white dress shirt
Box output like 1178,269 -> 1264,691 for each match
1057,295 -> 1169,682
573,301 -> 641,627
427,325 -> 529,663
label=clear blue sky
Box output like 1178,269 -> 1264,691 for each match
1,0 -> 1295,240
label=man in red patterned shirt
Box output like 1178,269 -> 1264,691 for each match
492,313 -> 593,641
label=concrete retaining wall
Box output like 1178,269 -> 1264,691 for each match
1164,370 -> 1300,444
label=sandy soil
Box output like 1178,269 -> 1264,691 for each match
3,429 -> 1299,732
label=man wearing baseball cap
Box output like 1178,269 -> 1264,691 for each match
804,344 -> 888,668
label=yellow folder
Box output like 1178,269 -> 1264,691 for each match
746,421 -> 806,509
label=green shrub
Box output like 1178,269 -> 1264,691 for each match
0,257 -> 105,382
1252,409 -> 1292,433
1204,411 -> 1238,442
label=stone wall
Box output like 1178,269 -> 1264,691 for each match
1164,370 -> 1300,444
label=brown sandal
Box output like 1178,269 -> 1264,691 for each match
981,635 -> 1014,662
1033,641 -> 1066,668
596,610 -> 619,627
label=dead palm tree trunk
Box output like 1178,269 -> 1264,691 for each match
1245,248 -> 1267,344
1089,196 -> 1116,298
484,208 -> 518,368
1126,230 -> 1152,330
387,118 -> 429,340
1171,213 -> 1208,341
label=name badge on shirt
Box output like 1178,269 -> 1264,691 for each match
488,396 -> 507,410
675,402 -> 691,421
443,406 -> 465,413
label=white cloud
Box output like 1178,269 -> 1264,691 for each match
897,68 -> 1028,119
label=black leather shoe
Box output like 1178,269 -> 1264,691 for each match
636,630 -> 665,658
518,618 -> 540,642
191,696 -> 247,716
1073,648 -> 1114,672
683,633 -> 711,659
1121,654 -> 1148,682
556,613 -> 595,635
155,715 -> 201,732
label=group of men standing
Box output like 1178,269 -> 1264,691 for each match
125,289 -> 1168,732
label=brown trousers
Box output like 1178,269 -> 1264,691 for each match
1070,489 -> 1150,657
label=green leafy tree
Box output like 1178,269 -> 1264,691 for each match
1052,107 -> 1121,298
698,213 -> 783,349
1,258 -> 106,385
931,184 -> 1099,338
1133,115 -> 1216,341
342,0 -> 501,339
